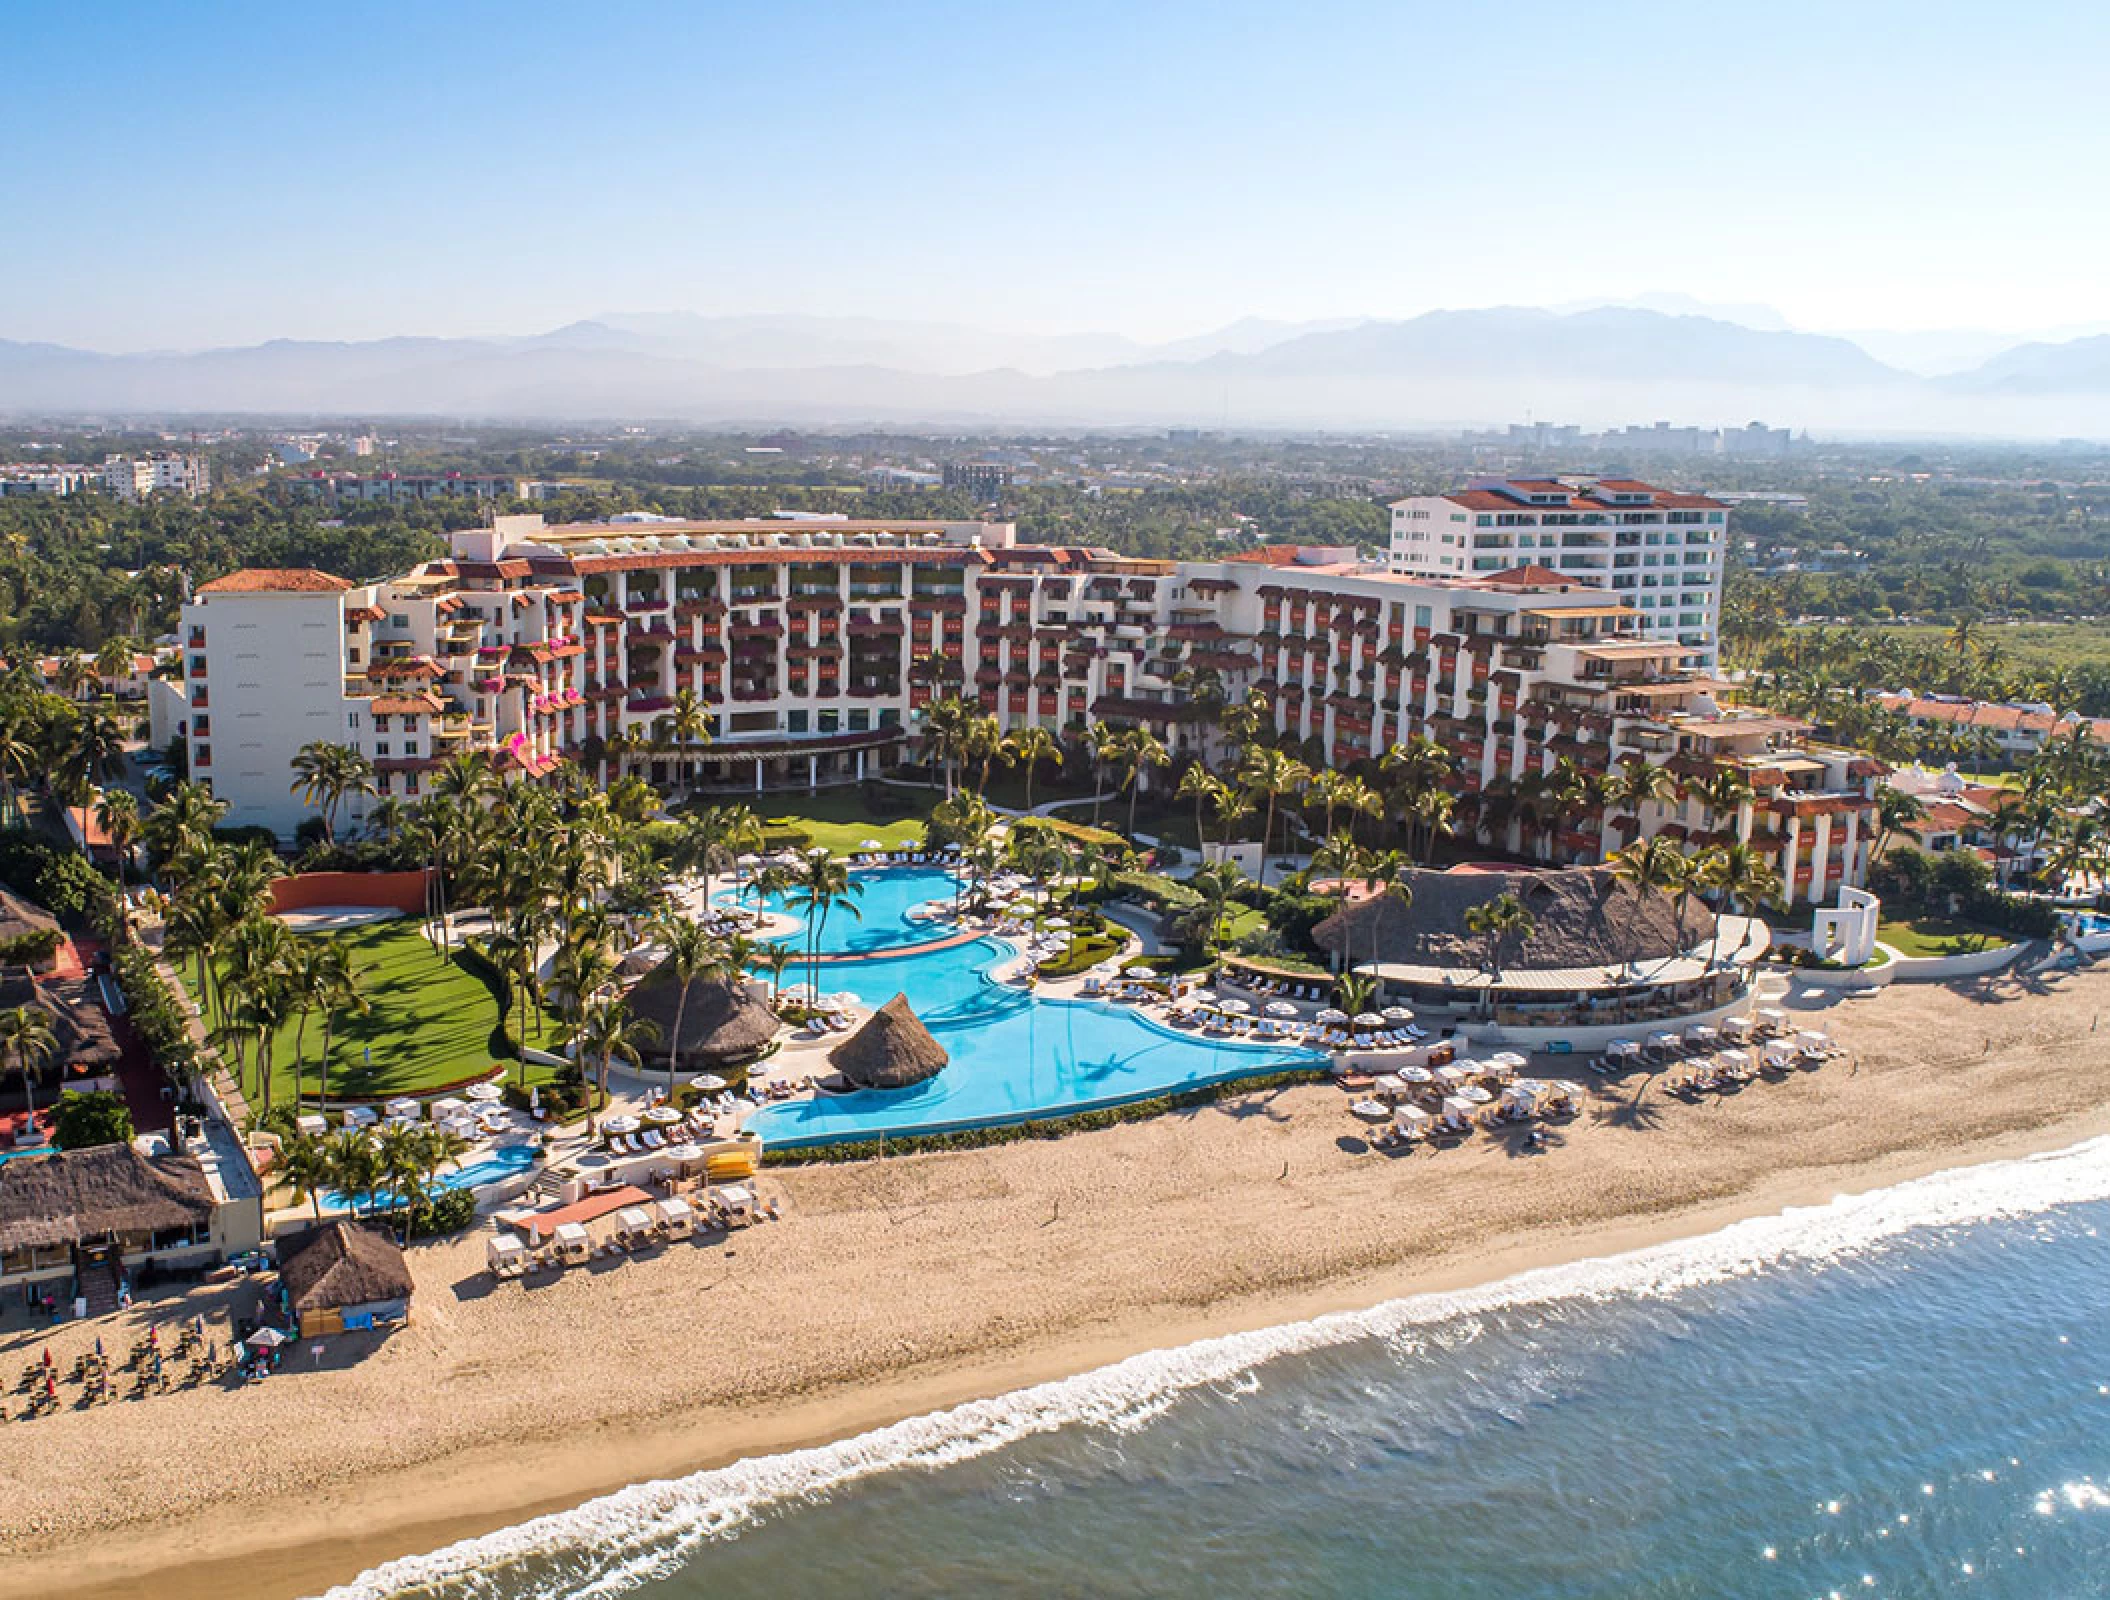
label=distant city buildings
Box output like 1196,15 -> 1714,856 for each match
1386,477 -> 1727,668
275,472 -> 518,505
0,452 -> 208,501
1487,420 -> 1797,459
941,461 -> 1013,500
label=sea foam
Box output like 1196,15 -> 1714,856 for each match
316,1134 -> 2110,1600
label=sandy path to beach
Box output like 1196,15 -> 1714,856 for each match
6,961 -> 2110,1600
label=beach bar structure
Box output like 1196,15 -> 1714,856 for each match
1315,865 -> 1770,1037
276,1220 -> 413,1338
0,1137 -> 261,1296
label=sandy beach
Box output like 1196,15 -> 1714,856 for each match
7,959 -> 2110,1600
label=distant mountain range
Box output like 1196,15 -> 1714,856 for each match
4,307 -> 2110,435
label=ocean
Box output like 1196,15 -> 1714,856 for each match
322,1140 -> 2110,1600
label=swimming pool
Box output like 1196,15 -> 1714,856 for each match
324,1140 -> 537,1211
723,865 -> 966,956
0,1145 -> 54,1164
748,938 -> 1325,1148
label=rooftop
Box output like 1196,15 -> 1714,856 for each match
193,568 -> 353,596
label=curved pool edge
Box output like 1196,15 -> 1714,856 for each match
750,1046 -> 1330,1151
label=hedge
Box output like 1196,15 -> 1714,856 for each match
115,946 -> 202,1086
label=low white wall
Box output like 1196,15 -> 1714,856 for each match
1461,988 -> 1760,1054
1791,953 -> 1898,991
1887,941 -> 2026,983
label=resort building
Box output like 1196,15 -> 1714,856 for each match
1386,478 -> 1726,667
170,513 -> 1877,904
275,1219 -> 413,1338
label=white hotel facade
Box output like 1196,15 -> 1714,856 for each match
1388,477 -> 1726,668
174,503 -> 1876,906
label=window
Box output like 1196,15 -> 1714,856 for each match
347,712 -> 360,729
1414,605 -> 1432,628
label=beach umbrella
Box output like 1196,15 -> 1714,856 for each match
1491,1051 -> 1528,1070
247,1327 -> 289,1349
1456,1084 -> 1494,1104
1218,997 -> 1252,1014
644,1106 -> 685,1127
1129,965 -> 1158,978
466,1082 -> 503,1103
1398,1065 -> 1434,1083
41,1347 -> 52,1370
1349,1099 -> 1391,1121
1265,1000 -> 1299,1018
1315,1007 -> 1348,1025
860,838 -> 886,850
690,1073 -> 729,1092
1380,1005 -> 1415,1023
602,1113 -> 641,1136
1352,1012 -> 1386,1030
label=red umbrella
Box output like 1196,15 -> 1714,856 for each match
41,1348 -> 52,1370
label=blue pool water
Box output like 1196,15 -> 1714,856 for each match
0,1145 -> 54,1164
747,937 -> 1323,1147
324,1140 -> 537,1211
723,865 -> 964,955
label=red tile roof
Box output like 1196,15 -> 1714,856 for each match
194,568 -> 352,595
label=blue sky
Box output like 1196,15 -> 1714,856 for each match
3,0 -> 2104,350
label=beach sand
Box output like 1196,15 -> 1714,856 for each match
6,960 -> 2110,1600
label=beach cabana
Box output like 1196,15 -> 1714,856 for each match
553,1221 -> 591,1264
829,994 -> 949,1091
1392,1104 -> 1432,1137
656,1197 -> 696,1236
712,1183 -> 756,1228
486,1233 -> 527,1279
614,1206 -> 656,1246
1439,1096 -> 1478,1131
276,1220 -> 412,1338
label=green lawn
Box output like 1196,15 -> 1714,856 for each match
184,919 -> 567,1106
1877,915 -> 2005,958
759,786 -> 935,855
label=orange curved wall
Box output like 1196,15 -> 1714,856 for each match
268,869 -> 433,916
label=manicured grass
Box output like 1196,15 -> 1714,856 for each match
1875,621 -> 2110,678
757,787 -> 934,856
1877,915 -> 2005,958
184,919 -> 567,1106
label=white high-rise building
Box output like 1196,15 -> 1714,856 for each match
1386,477 -> 1727,668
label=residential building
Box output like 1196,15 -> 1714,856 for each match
1871,692 -> 2110,763
1387,477 -> 1727,667
99,452 -> 209,502
942,461 -> 1012,500
171,515 -> 1874,902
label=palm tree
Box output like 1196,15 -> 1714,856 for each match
277,1134 -> 336,1224
62,705 -> 126,857
1870,782 -> 1927,864
309,940 -> 366,1116
761,943 -> 795,1004
918,696 -> 976,798
1176,762 -> 1218,855
1176,859 -> 1246,964
654,915 -> 722,1096
651,686 -> 713,796
569,996 -> 661,1105
1011,725 -> 1059,811
322,1129 -> 380,1216
787,851 -> 864,994
1605,755 -> 1677,855
1696,843 -> 1783,968
1110,728 -> 1169,840
1463,891 -> 1537,989
1332,969 -> 1379,1019
94,787 -> 141,892
0,707 -> 35,831
0,1005 -> 57,1131
373,1122 -> 429,1239
1610,837 -> 1690,970
672,803 -> 762,908
289,740 -> 377,844
1239,746 -> 1311,887
1693,766 -> 1756,845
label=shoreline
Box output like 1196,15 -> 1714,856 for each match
8,969 -> 2110,1600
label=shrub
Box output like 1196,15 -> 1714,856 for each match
1042,816 -> 1127,851
387,1187 -> 477,1240
52,1089 -> 134,1151
0,928 -> 63,966
759,823 -> 812,852
114,946 -> 201,1087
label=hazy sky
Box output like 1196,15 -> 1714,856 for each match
5,0 -> 2104,351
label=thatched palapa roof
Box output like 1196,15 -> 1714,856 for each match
624,967 -> 781,1067
0,1142 -> 215,1253
1313,865 -> 1715,973
829,994 -> 948,1090
0,969 -> 123,1074
277,1220 -> 413,1314
0,889 -> 58,944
